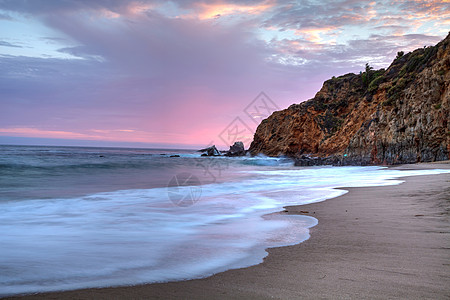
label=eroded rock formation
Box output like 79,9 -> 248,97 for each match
199,145 -> 221,156
225,141 -> 246,156
249,33 -> 450,165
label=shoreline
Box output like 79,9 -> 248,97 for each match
6,162 -> 450,299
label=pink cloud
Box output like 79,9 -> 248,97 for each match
190,0 -> 275,20
0,0 -> 448,148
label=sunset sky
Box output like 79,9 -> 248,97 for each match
0,0 -> 449,149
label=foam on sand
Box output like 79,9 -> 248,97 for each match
0,166 -> 448,296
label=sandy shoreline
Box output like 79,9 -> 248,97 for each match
6,162 -> 450,299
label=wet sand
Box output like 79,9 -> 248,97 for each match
6,162 -> 450,299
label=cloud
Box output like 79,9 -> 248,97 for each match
187,0 -> 275,20
0,41 -> 22,48
262,1 -> 379,31
57,46 -> 103,60
0,127 -> 97,139
0,0 -> 448,146
42,36 -> 70,43
0,9 -> 322,147
269,32 -> 443,71
0,0 -> 147,15
373,25 -> 410,35
397,0 -> 450,14
0,12 -> 13,20
0,126 -> 184,144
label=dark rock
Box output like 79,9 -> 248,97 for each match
198,145 -> 221,156
170,155 -> 180,157
293,155 -> 343,166
225,141 -> 246,156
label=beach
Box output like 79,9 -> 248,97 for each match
6,161 -> 449,299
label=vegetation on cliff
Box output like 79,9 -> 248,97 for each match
249,33 -> 450,165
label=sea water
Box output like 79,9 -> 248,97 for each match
0,145 -> 448,295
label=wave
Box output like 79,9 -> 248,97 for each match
0,161 -> 163,172
0,175 -> 317,295
235,154 -> 294,166
0,162 -> 449,295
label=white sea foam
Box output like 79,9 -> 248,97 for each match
0,165 -> 448,295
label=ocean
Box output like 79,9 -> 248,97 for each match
0,144 -> 448,296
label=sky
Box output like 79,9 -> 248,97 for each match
0,0 -> 449,149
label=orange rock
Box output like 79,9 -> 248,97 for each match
250,33 -> 450,165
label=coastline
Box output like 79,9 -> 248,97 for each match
6,162 -> 450,299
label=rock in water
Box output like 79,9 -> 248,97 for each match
198,145 -> 221,156
227,141 -> 246,156
249,33 -> 450,165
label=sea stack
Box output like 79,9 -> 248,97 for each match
226,141 -> 246,156
199,145 -> 221,156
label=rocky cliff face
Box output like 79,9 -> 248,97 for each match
249,33 -> 450,165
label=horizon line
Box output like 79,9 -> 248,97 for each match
0,136 -> 205,150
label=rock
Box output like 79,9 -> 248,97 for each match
225,141 -> 246,156
293,155 -> 343,166
250,33 -> 450,165
198,145 -> 221,156
170,155 -> 180,157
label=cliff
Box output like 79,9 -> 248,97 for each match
249,33 -> 450,165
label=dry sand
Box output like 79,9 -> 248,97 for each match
6,163 -> 450,299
